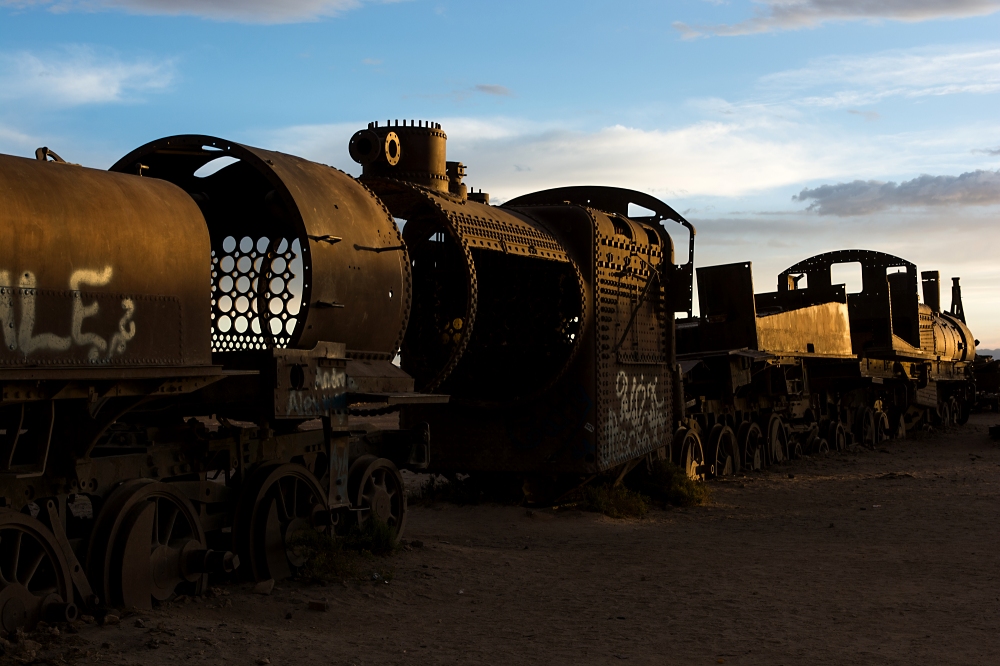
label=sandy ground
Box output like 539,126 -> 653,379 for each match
9,413 -> 1000,666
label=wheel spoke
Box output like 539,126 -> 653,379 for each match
22,549 -> 45,588
277,481 -> 291,522
162,505 -> 179,546
8,530 -> 22,584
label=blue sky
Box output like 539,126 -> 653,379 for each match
2,0 -> 1000,344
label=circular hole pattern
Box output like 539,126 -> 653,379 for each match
210,236 -> 304,352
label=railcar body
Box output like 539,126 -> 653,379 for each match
677,250 -> 977,479
0,139 -> 439,630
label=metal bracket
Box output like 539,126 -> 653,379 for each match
45,499 -> 99,609
353,244 -> 405,253
307,235 -> 343,245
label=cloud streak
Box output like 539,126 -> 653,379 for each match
474,84 -> 512,97
760,46 -> 1000,108
674,0 -> 1000,38
0,46 -> 173,106
259,113 -> 918,202
792,170 -> 1000,216
0,0 -> 367,23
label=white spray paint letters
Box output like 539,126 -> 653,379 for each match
604,370 -> 667,463
0,266 -> 137,360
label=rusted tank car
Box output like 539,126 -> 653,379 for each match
0,140 -> 439,630
348,121 -> 696,492
677,250 -> 977,479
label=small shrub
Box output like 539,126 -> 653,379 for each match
629,460 -> 710,507
287,528 -> 357,582
414,474 -> 523,506
287,518 -> 399,583
583,483 -> 650,519
342,517 -> 399,557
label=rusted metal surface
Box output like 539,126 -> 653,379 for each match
111,135 -> 411,360
677,248 -> 979,480
0,153 -> 213,373
350,122 -> 690,475
688,262 -> 854,358
777,250 -> 975,362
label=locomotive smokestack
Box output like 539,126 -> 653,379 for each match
921,271 -> 940,312
950,276 -> 966,323
349,120 -> 449,193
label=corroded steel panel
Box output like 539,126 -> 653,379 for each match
0,154 -> 212,371
112,136 -> 411,360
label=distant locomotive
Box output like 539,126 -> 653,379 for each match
0,118 -> 982,633
677,251 -> 977,478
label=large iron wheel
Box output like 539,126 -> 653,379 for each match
706,425 -> 738,477
855,407 -> 876,448
347,456 -> 407,540
233,464 -> 328,582
956,398 -> 970,425
87,480 -> 207,610
875,411 -> 891,443
676,428 -> 706,481
0,509 -> 76,633
766,415 -> 788,465
737,422 -> 764,471
827,421 -> 847,451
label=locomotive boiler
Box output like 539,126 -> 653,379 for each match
0,137 -> 440,629
348,120 -> 697,491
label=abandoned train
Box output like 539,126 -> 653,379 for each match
0,119 -> 979,630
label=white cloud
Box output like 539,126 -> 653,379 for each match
1,0 -> 368,23
760,46 -> 1000,108
792,170 -> 1000,215
0,123 -> 39,155
0,46 -> 173,106
675,0 -> 1000,38
258,113 -> 1000,205
260,115 -> 868,200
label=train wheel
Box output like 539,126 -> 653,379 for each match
738,422 -> 764,471
814,438 -> 830,454
87,480 -> 207,610
706,425 -> 738,477
348,457 -> 407,540
948,397 -> 960,426
875,411 -> 891,444
678,429 -> 706,481
826,421 -> 847,451
766,415 -> 788,465
233,464 -> 328,582
956,398 -> 970,425
0,509 -> 76,633
855,408 -> 876,449
936,401 -> 952,428
788,437 -> 803,460
893,413 -> 906,439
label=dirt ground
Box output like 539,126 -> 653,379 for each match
11,413 -> 1000,665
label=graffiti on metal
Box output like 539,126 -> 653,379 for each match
0,267 -> 137,359
602,370 -> 667,466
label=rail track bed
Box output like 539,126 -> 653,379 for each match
6,414 -> 999,666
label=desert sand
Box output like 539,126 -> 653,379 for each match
8,413 -> 999,666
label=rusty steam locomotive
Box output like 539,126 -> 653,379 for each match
0,119 -> 977,630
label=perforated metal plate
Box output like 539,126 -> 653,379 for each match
210,235 -> 303,352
